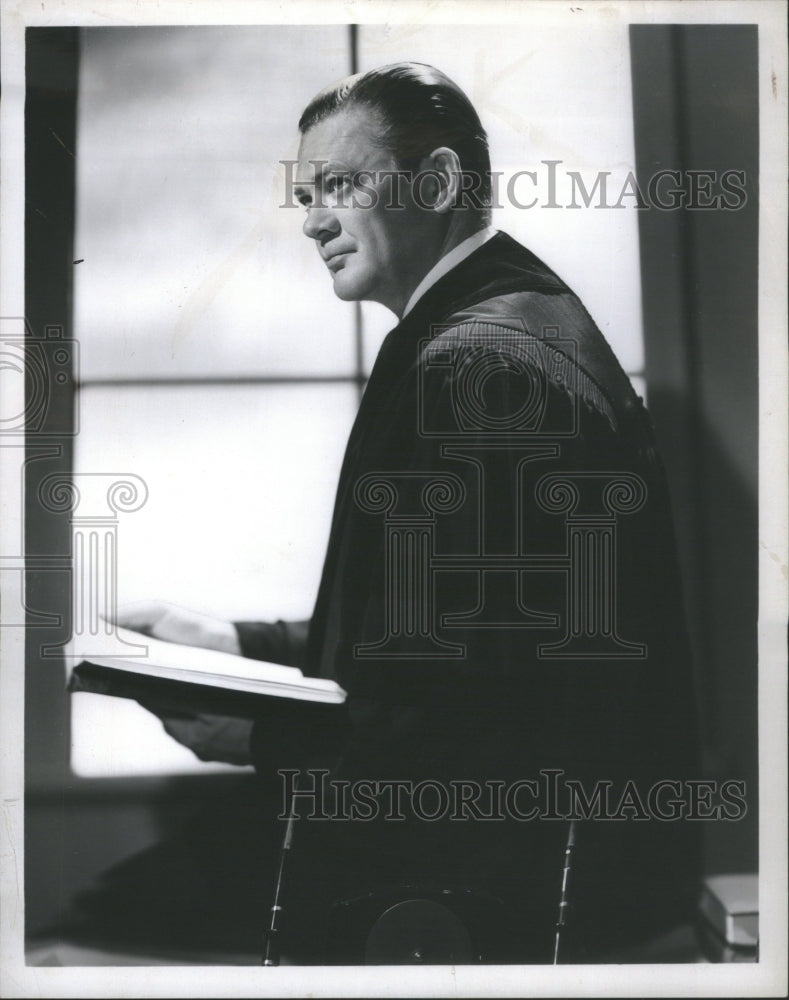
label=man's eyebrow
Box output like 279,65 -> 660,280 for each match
293,161 -> 331,206
294,160 -> 352,207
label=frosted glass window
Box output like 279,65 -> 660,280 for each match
360,302 -> 395,376
357,24 -> 645,375
70,26 -> 360,777
70,695 -> 248,778
73,26 -> 356,380
74,384 -> 356,620
71,383 -> 356,777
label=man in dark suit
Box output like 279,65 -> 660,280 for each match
123,62 -> 701,963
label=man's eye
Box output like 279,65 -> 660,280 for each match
325,174 -> 350,194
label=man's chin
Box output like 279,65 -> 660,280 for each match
330,272 -> 368,302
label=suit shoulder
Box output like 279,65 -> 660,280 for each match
422,293 -> 623,435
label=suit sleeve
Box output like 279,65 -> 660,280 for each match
233,618 -> 310,669
232,619 -> 351,776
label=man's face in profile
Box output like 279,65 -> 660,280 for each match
295,106 -> 436,316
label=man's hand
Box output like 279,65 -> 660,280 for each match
138,704 -> 254,766
113,601 -> 252,765
114,600 -> 242,655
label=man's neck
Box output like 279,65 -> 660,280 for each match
388,215 -> 491,320
399,220 -> 495,320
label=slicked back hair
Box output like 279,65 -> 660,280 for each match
298,62 -> 492,218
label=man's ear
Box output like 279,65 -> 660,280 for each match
424,146 -> 463,214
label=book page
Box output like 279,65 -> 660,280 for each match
70,625 -> 303,684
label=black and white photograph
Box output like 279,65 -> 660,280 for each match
1,0 -> 786,996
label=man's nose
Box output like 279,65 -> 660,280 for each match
302,205 -> 341,243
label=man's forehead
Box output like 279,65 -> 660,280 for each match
296,107 -> 389,178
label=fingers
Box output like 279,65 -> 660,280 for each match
113,600 -> 206,646
159,713 -> 253,765
137,696 -> 196,719
160,715 -> 210,758
112,599 -> 170,635
113,601 -> 241,654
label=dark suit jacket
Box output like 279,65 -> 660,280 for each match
237,232 -> 701,961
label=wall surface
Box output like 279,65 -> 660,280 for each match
631,24 -> 759,874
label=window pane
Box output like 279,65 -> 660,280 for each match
70,694 -> 249,777
74,26 -> 356,380
70,382 -> 357,777
74,383 -> 356,618
629,374 -> 647,403
361,302 -> 395,376
357,24 -> 645,373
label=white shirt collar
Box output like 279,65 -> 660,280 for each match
401,226 -> 498,319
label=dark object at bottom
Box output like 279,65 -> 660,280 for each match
326,885 -> 510,964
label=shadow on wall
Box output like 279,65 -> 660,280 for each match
651,388 -> 758,878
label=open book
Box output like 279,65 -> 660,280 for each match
68,626 -> 346,715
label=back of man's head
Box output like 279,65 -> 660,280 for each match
298,62 -> 492,217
